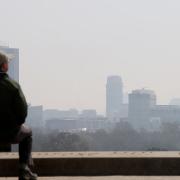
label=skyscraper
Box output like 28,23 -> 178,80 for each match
128,89 -> 156,129
0,45 -> 19,82
106,76 -> 123,119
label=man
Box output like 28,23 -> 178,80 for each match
0,52 -> 37,180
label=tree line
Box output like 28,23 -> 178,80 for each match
32,121 -> 180,152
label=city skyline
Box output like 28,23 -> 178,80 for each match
4,46 -> 180,116
2,46 -> 180,116
1,0 -> 180,114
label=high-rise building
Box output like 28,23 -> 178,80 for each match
128,89 -> 156,129
106,76 -> 123,119
0,45 -> 19,82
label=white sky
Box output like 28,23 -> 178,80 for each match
1,0 -> 180,114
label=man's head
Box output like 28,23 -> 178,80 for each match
0,52 -> 9,73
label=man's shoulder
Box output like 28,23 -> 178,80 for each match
3,75 -> 20,91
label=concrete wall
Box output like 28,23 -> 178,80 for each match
1,152 -> 180,176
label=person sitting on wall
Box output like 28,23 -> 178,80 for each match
0,52 -> 38,180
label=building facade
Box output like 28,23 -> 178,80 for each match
128,89 -> 156,129
81,109 -> 97,119
151,105 -> 180,124
106,76 -> 123,119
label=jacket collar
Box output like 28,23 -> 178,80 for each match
0,72 -> 8,79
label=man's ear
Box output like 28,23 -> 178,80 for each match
1,63 -> 8,72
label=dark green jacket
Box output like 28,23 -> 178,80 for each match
0,73 -> 28,131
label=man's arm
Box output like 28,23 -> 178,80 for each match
13,85 -> 28,125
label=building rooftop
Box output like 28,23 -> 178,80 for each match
131,89 -> 156,96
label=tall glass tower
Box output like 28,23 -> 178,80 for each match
0,45 -> 19,82
106,76 -> 123,119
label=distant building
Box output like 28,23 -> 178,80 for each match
151,105 -> 180,123
119,104 -> 128,119
128,89 -> 180,130
46,119 -> 77,132
45,118 -> 114,132
43,109 -> 79,120
169,98 -> 180,106
81,109 -> 97,119
123,93 -> 129,104
106,76 -> 123,119
0,45 -> 19,82
128,89 -> 156,129
26,105 -> 43,128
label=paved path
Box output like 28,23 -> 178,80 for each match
1,177 -> 180,180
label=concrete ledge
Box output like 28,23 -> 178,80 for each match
1,152 -> 180,176
2,177 -> 180,180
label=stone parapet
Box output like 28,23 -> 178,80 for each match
1,152 -> 180,176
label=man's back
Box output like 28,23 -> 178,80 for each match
0,73 -> 27,131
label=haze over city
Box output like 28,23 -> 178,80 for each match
1,0 -> 180,114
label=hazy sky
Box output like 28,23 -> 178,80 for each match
1,0 -> 180,114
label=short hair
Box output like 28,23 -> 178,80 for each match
0,52 -> 9,69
